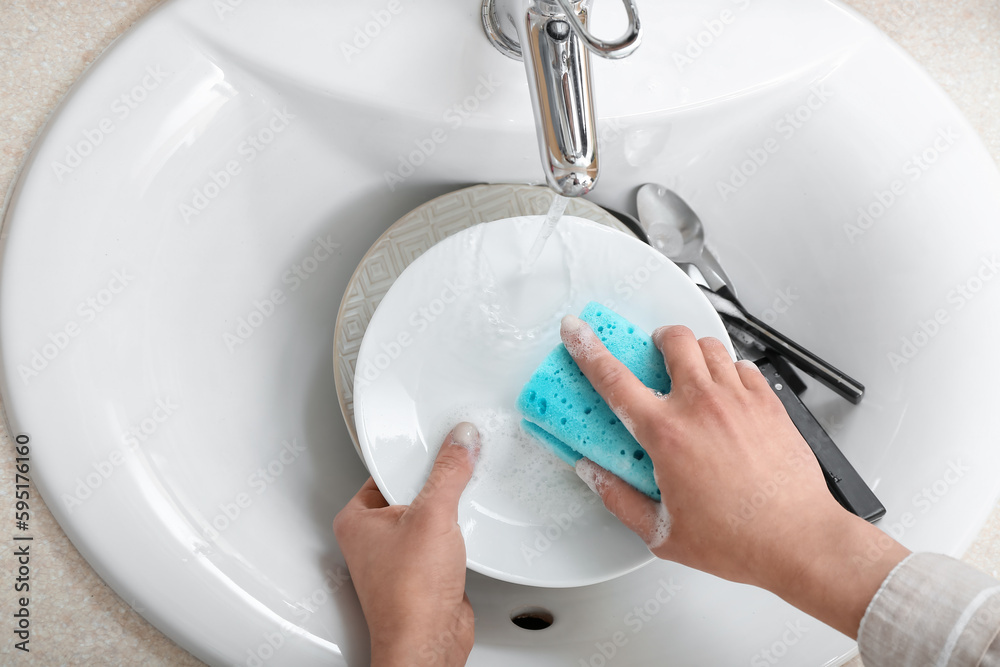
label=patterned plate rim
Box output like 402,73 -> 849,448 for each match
332,183 -> 628,457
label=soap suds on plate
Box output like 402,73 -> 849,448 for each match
435,405 -> 595,524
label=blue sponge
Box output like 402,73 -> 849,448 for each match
516,302 -> 669,501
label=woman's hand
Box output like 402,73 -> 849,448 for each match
561,316 -> 909,638
333,423 -> 480,666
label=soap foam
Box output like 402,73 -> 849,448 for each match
574,457 -> 606,496
438,405 -> 594,523
576,458 -> 672,549
646,501 -> 672,549
651,327 -> 670,375
448,422 -> 482,464
616,409 -> 637,439
561,314 -> 602,361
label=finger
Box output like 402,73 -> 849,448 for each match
345,477 -> 390,511
561,315 -> 656,430
575,458 -> 671,549
409,422 -> 481,523
698,337 -> 740,386
333,477 -> 388,541
734,359 -> 770,391
651,325 -> 712,388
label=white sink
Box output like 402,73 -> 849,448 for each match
2,0 -> 1000,664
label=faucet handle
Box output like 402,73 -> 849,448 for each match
481,0 -> 642,197
482,0 -> 641,61
552,0 -> 641,60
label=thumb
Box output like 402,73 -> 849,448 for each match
575,458 -> 672,549
410,422 -> 481,522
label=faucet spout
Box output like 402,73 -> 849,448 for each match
522,3 -> 598,197
483,0 -> 641,197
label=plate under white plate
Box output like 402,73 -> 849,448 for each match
2,0 -> 1000,665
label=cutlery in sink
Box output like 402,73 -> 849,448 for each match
601,186 -> 884,521
606,184 -> 865,405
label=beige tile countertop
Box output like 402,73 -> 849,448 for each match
1,1 -> 998,665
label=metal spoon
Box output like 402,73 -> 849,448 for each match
636,184 -> 735,294
634,183 -> 865,405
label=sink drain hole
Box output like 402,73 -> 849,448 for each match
510,607 -> 554,630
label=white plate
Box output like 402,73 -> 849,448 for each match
2,0 -> 1000,664
332,182 -> 631,455
354,215 -> 734,587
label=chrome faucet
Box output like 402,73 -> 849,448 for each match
482,0 -> 641,197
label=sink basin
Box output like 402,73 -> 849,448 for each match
2,0 -> 1000,665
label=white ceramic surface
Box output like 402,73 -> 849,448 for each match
2,0 -> 1000,665
332,183 -> 629,455
353,215 -> 734,587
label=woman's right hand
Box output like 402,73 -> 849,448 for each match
560,315 -> 909,638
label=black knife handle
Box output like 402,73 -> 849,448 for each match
765,351 -> 807,396
756,360 -> 885,522
707,285 -> 866,405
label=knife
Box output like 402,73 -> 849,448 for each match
601,204 -> 863,404
730,331 -> 886,522
600,203 -> 884,520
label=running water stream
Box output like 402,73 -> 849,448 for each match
523,194 -> 569,270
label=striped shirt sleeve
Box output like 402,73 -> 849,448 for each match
858,553 -> 1000,667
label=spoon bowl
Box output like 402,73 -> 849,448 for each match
636,183 -> 735,293
636,184 -> 699,261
